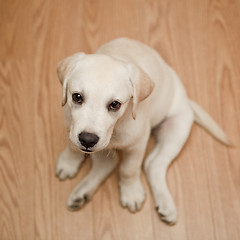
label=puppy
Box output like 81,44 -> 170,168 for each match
56,38 -> 230,224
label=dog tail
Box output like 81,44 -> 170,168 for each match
189,100 -> 232,146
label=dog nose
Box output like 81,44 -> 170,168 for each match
78,132 -> 99,148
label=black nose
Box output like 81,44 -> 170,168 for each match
78,132 -> 99,148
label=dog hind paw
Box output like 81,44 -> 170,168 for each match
155,195 -> 177,225
67,193 -> 89,211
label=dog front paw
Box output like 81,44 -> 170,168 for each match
155,193 -> 177,225
56,149 -> 85,180
119,180 -> 146,212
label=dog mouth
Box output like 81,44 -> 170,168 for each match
81,148 -> 93,153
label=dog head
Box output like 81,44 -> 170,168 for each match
57,53 -> 154,153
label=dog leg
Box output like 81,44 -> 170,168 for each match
119,126 -> 150,212
67,149 -> 118,210
144,107 -> 194,224
56,147 -> 86,180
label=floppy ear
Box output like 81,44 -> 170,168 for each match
57,52 -> 86,106
128,63 -> 155,119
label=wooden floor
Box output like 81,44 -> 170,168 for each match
1,0 -> 240,239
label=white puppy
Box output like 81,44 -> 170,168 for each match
56,38 -> 230,224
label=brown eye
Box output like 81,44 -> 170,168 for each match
108,101 -> 121,111
72,93 -> 83,104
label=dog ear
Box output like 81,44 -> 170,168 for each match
128,63 -> 155,119
57,52 -> 86,106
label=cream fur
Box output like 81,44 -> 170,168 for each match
56,38 -> 230,224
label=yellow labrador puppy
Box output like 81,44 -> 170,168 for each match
56,38 -> 230,224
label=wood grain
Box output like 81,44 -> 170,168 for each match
0,0 -> 240,239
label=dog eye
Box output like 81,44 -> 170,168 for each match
72,93 -> 83,104
108,101 -> 121,111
